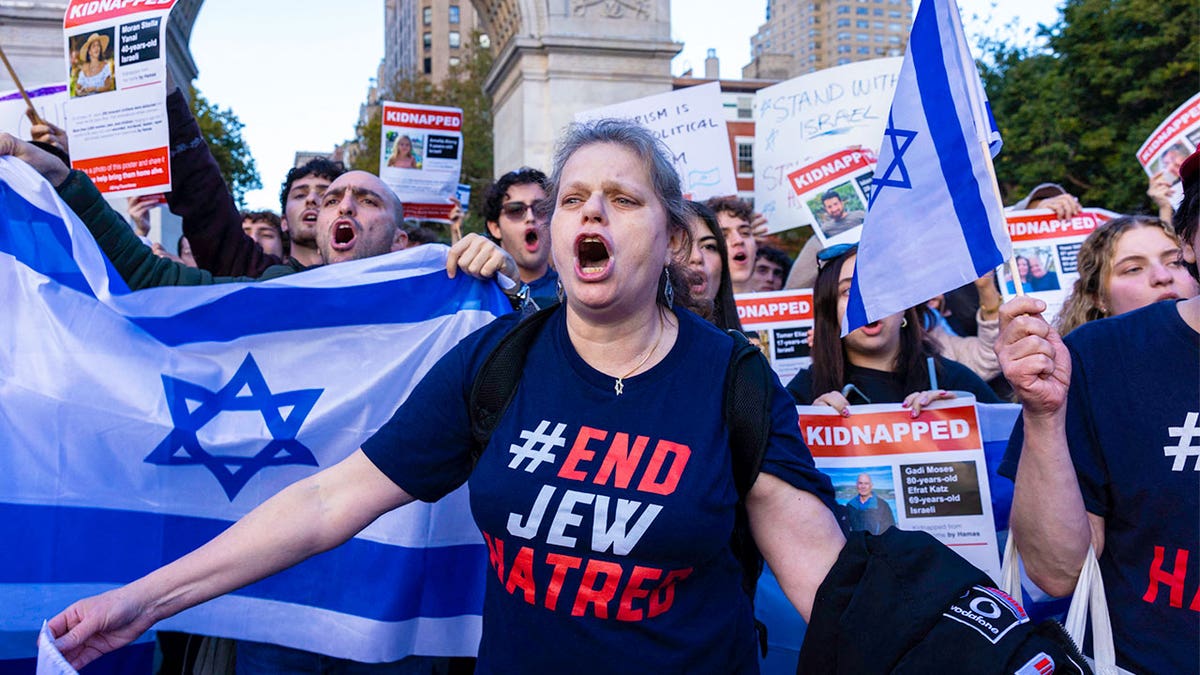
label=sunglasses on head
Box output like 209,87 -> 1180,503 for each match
816,242 -> 859,270
501,201 -> 539,220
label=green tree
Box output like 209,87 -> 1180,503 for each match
189,87 -> 261,208
981,0 -> 1198,212
348,32 -> 494,237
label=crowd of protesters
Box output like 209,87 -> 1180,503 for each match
6,67 -> 1198,674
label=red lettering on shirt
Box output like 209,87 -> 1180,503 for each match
1144,546 -> 1191,609
506,545 -> 537,603
481,530 -> 694,622
559,426 -> 607,481
649,568 -> 694,618
616,565 -> 663,621
637,440 -> 692,495
571,559 -> 623,618
594,432 -> 651,489
483,531 -> 504,582
544,552 -> 583,611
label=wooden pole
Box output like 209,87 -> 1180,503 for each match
0,42 -> 45,127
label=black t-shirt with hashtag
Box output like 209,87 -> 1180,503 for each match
361,306 -> 833,674
1001,300 -> 1199,674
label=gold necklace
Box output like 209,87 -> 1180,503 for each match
614,315 -> 665,396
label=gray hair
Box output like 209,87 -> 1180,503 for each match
542,118 -> 693,307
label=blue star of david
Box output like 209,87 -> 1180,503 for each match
869,113 -> 918,208
145,354 -> 324,500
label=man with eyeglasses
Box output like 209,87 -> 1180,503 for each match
484,168 -> 559,309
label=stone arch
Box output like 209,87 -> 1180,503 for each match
465,0 -> 679,176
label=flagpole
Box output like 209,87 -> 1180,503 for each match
978,138 -> 1024,297
0,43 -> 45,127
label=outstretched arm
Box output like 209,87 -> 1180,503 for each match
0,133 -> 216,289
50,449 -> 413,670
996,297 -> 1103,597
747,474 -> 845,621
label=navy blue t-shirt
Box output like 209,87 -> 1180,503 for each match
1001,300 -> 1199,674
363,307 -> 834,674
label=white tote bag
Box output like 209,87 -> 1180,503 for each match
998,537 -> 1132,675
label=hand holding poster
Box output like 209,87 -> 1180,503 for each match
799,398 -> 1000,578
753,58 -> 902,237
379,101 -> 463,222
734,289 -> 813,384
1136,92 -> 1200,208
63,0 -> 177,196
996,207 -> 1118,325
574,82 -> 736,200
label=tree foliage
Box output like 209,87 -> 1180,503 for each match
981,0 -> 1198,213
350,32 -> 495,237
189,87 -> 261,208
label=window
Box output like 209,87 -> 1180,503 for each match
736,96 -> 753,120
422,6 -> 432,24
856,6 -> 868,14
837,31 -> 850,40
857,46 -> 870,54
888,35 -> 901,43
889,23 -> 903,31
449,31 -> 461,48
837,18 -> 850,26
423,57 -> 432,74
837,44 -> 852,53
449,5 -> 460,23
838,57 -> 850,65
873,21 -> 884,29
736,139 -> 754,176
837,5 -> 850,13
856,19 -> 868,27
889,10 -> 901,17
479,33 -> 490,48
874,8 -> 884,15
874,34 -> 884,42
449,56 -> 461,67
857,32 -> 869,41
423,32 -> 431,49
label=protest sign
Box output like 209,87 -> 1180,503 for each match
785,146 -> 877,244
574,82 -> 736,200
62,0 -> 177,196
799,398 -> 1000,578
734,289 -> 813,384
379,101 -> 463,223
997,207 -> 1119,325
1136,92 -> 1200,208
754,58 -> 901,238
0,84 -> 68,139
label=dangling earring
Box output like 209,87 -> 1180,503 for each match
900,316 -> 908,328
663,267 -> 674,309
556,278 -> 565,304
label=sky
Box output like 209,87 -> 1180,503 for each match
189,1 -> 1062,211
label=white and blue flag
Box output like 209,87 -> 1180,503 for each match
844,0 -> 1010,334
0,157 -> 510,663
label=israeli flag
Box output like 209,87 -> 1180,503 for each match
844,0 -> 1010,334
0,157 -> 510,663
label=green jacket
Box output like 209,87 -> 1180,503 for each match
57,169 -> 306,290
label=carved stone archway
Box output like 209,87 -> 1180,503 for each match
468,0 -> 680,176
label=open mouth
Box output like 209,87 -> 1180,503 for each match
331,220 -> 356,250
575,235 -> 612,279
857,321 -> 883,337
524,227 -> 540,252
302,209 -> 319,225
731,251 -> 748,265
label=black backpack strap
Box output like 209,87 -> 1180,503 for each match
468,304 -> 560,463
725,329 -> 772,499
723,329 -> 774,656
